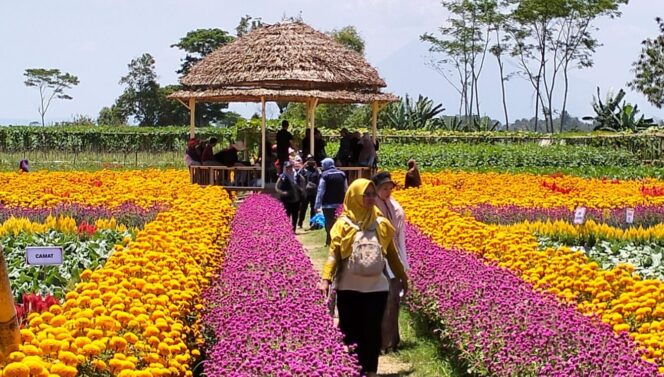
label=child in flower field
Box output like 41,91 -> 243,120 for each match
372,171 -> 409,352
319,179 -> 409,377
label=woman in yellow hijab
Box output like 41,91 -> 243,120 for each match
319,179 -> 408,377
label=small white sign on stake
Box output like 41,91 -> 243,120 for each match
573,207 -> 586,225
626,208 -> 635,224
26,246 -> 63,266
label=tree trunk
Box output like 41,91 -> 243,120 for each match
496,55 -> 509,130
561,66 -> 570,133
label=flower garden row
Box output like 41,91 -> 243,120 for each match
201,194 -> 360,376
392,171 -> 664,373
0,170 -> 234,376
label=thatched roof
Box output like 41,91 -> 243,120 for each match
169,87 -> 398,104
180,21 -> 387,91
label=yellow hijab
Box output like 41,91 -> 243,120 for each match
333,178 -> 395,257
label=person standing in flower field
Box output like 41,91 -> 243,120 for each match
315,158 -> 347,246
319,178 -> 409,377
275,161 -> 304,232
372,171 -> 409,352
404,159 -> 422,189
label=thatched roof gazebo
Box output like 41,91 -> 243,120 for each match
169,21 -> 398,189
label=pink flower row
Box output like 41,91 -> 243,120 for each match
202,194 -> 361,377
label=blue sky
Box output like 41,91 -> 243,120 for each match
1,0 -> 662,125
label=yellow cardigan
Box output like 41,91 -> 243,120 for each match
322,216 -> 407,282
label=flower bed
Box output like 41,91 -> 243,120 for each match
0,202 -> 167,228
0,170 -> 234,376
405,224 -> 659,376
202,194 -> 360,377
3,224 -> 133,300
392,172 -> 664,370
465,203 -> 664,228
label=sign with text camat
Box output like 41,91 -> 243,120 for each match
26,246 -> 63,266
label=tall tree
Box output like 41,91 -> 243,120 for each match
329,26 -> 365,55
171,28 -> 237,126
508,0 -> 627,132
487,0 -> 514,130
422,0 -> 497,121
23,68 -> 79,126
629,17 -> 664,108
117,53 -> 162,126
97,105 -> 127,126
171,28 -> 235,76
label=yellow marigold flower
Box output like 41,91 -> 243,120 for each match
3,362 -> 30,377
20,345 -> 41,356
57,351 -> 78,366
50,363 -> 78,377
92,359 -> 107,371
21,356 -> 46,375
81,343 -> 101,357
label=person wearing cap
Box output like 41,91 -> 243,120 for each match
372,171 -> 409,352
275,160 -> 305,232
315,158 -> 348,246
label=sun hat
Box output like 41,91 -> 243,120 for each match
231,141 -> 247,151
372,171 -> 397,189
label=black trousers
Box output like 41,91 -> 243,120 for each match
337,290 -> 388,374
298,195 -> 316,228
322,207 -> 338,246
283,201 -> 299,231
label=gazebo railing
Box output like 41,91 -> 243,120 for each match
189,166 -> 263,189
189,165 -> 373,190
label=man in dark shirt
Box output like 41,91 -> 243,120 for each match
276,120 -> 294,173
201,137 -> 218,163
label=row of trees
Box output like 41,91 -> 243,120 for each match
422,0 -> 663,133
20,5 -> 663,131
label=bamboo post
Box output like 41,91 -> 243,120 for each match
261,97 -> 266,190
307,99 -> 318,158
371,101 -> 379,144
189,98 -> 196,139
0,249 -> 19,363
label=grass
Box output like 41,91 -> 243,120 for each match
0,150 -> 185,171
396,310 -> 469,377
295,224 -> 467,377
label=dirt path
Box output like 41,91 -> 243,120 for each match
295,227 -> 414,377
